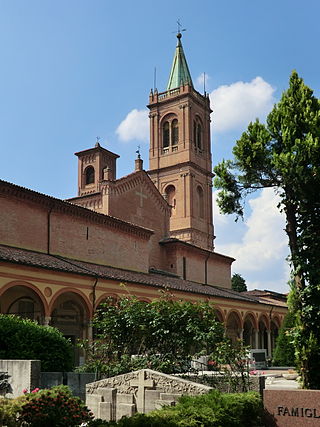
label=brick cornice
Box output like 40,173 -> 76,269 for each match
0,179 -> 153,240
112,170 -> 170,214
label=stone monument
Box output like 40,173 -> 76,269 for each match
86,369 -> 212,421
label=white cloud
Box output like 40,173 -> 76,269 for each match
247,262 -> 291,293
116,109 -> 149,142
215,188 -> 290,292
210,77 -> 275,133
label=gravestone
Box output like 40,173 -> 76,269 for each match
264,389 -> 320,426
86,369 -> 212,421
0,360 -> 40,398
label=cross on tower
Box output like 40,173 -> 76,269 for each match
130,370 -> 154,413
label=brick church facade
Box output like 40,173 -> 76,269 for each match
0,33 -> 286,364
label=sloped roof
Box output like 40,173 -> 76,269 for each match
0,244 -> 282,307
167,33 -> 193,91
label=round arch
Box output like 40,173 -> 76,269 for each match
271,315 -> 281,329
0,280 -> 49,318
226,310 -> 243,343
258,313 -> 270,330
243,312 -> 257,347
49,288 -> 92,318
95,293 -> 119,309
49,289 -> 92,365
215,308 -> 225,323
243,311 -> 258,330
84,165 -> 95,185
164,184 -> 176,215
159,112 -> 178,126
257,314 -> 269,351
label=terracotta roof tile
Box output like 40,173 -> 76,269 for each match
0,244 -> 282,307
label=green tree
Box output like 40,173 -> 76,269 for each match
272,311 -> 295,366
79,293 -> 224,376
214,71 -> 320,388
231,273 -> 247,292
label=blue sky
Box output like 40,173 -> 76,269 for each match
1,0 -> 319,293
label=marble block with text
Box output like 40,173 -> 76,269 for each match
264,389 -> 320,426
86,369 -> 212,421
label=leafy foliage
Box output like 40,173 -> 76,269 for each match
272,311 -> 295,366
78,293 -> 224,376
0,314 -> 73,371
88,390 -> 263,427
231,273 -> 247,292
18,385 -> 93,427
214,71 -> 320,389
0,395 -> 27,427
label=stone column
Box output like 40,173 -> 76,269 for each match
44,316 -> 51,326
267,330 -> 272,358
254,329 -> 259,349
239,328 -> 244,341
87,324 -> 93,341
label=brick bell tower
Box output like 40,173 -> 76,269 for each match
148,33 -> 214,251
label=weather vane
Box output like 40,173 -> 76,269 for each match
136,145 -> 141,159
173,19 -> 186,36
96,136 -> 101,143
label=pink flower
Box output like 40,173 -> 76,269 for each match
31,388 -> 40,393
22,388 -> 28,394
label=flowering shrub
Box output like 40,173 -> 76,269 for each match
18,385 -> 93,427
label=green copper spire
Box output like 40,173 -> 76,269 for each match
167,33 -> 193,91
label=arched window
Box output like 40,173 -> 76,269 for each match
171,119 -> 179,145
197,186 -> 204,218
197,123 -> 202,149
165,185 -> 176,216
163,121 -> 170,148
85,166 -> 95,185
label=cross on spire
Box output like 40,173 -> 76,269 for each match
175,19 -> 186,36
174,19 -> 187,38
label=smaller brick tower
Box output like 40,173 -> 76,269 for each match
148,33 -> 214,250
75,142 -> 119,197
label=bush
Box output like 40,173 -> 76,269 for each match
0,395 -> 26,427
90,390 -> 263,427
0,314 -> 73,371
79,294 -> 224,376
18,385 -> 93,427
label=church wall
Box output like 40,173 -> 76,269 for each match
106,179 -> 170,272
176,251 -> 205,283
161,244 -> 232,288
0,186 -> 151,274
206,255 -> 232,289
49,211 -> 150,272
0,194 -> 48,253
